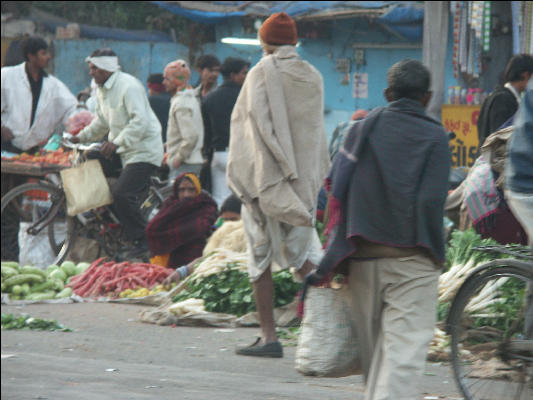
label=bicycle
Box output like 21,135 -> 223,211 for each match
446,245 -> 533,400
1,146 -> 172,265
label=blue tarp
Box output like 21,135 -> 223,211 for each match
377,4 -> 424,41
151,1 -> 246,24
151,1 -> 424,41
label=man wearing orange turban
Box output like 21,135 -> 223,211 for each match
227,12 -> 330,358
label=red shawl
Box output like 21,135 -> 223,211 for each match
146,191 -> 217,268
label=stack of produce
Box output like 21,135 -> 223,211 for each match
1,261 -> 88,301
1,148 -> 71,166
118,284 -> 175,299
429,229 -> 529,361
65,110 -> 94,135
67,258 -> 173,298
438,229 -> 499,303
172,249 -> 301,317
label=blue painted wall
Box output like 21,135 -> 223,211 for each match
52,17 -> 456,140
53,39 -> 191,97
211,17 -> 423,136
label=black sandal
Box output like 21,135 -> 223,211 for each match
235,337 -> 283,358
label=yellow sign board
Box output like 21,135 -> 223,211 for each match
442,105 -> 481,168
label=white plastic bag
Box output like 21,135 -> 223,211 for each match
295,286 -> 361,377
18,221 -> 66,269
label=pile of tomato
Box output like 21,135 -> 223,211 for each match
2,148 -> 72,166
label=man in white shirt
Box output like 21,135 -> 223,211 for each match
163,60 -> 204,184
70,48 -> 164,261
1,36 -> 77,153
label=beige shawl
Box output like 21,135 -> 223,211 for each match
227,46 -> 330,227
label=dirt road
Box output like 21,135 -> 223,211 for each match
1,302 -> 463,400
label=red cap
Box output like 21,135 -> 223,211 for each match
259,12 -> 298,46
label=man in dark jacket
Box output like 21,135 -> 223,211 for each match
310,60 -> 450,400
147,73 -> 171,143
477,54 -> 533,148
194,54 -> 220,103
201,57 -> 249,205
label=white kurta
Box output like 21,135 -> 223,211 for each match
77,71 -> 164,168
166,89 -> 204,166
1,63 -> 77,151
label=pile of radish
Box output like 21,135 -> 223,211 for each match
67,258 -> 173,298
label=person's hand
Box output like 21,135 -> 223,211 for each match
173,159 -> 182,169
162,269 -> 181,288
1,126 -> 14,143
100,141 -> 118,159
69,136 -> 81,144
162,259 -> 199,288
304,269 -> 326,287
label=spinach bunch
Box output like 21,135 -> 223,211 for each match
172,265 -> 301,316
1,313 -> 72,332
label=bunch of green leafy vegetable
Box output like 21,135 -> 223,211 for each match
1,313 -> 72,332
445,229 -> 499,271
440,229 -> 531,333
472,277 -> 527,337
172,265 -> 301,316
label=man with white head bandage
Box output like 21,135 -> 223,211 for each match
70,48 -> 164,261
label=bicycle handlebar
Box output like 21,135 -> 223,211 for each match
62,132 -> 101,152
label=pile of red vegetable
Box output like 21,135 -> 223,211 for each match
67,258 -> 173,298
65,110 -> 94,135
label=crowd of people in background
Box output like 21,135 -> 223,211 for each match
1,12 -> 532,400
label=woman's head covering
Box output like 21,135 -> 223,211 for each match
164,60 -> 190,91
259,12 -> 298,46
174,172 -> 202,197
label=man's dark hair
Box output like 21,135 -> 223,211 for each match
147,73 -> 164,85
387,59 -> 431,101
20,36 -> 48,61
89,48 -> 117,57
503,54 -> 533,82
220,57 -> 250,80
195,54 -> 221,70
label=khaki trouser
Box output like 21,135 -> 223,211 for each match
347,255 -> 440,400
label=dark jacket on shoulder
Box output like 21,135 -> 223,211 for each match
318,98 -> 451,276
148,92 -> 171,143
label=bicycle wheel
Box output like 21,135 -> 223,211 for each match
448,260 -> 533,400
140,185 -> 172,222
1,182 -> 74,265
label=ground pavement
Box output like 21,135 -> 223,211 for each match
1,302 -> 464,400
